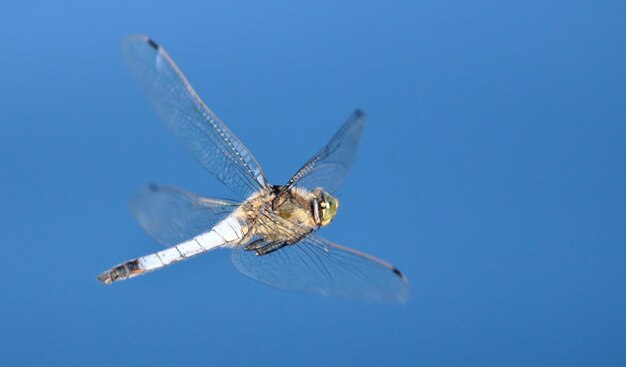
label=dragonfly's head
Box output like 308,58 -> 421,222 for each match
313,189 -> 339,227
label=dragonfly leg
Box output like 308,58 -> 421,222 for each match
255,232 -> 310,256
244,238 -> 266,252
255,242 -> 288,256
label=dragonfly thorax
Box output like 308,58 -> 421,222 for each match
269,186 -> 339,229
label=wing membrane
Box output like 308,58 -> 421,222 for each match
123,35 -> 268,199
280,109 -> 366,195
129,185 -> 239,246
231,210 -> 408,303
231,233 -> 409,303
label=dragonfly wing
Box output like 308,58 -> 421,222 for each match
129,184 -> 240,246
281,109 -> 366,195
124,35 -> 268,199
231,232 -> 409,304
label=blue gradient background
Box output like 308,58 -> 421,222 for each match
1,2 -> 624,366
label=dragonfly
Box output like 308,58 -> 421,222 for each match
97,35 -> 409,303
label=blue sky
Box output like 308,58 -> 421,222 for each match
0,1 -> 624,366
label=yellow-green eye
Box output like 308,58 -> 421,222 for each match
319,192 -> 339,226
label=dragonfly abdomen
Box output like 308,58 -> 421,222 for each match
98,216 -> 245,284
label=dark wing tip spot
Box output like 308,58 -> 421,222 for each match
148,183 -> 159,192
392,267 -> 404,278
147,38 -> 159,50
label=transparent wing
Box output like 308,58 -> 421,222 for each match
129,184 -> 240,246
231,212 -> 409,303
124,35 -> 268,199
280,109 -> 366,195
